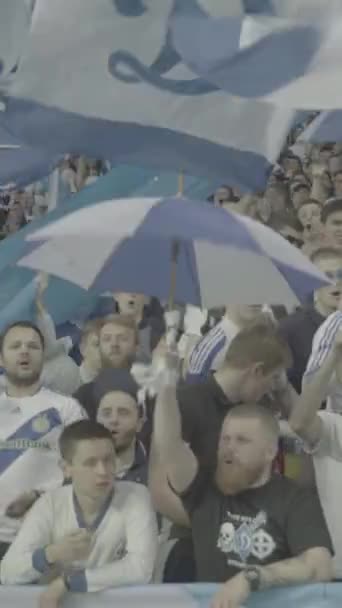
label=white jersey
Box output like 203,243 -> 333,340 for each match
304,411 -> 342,578
0,482 -> 158,591
0,387 -> 86,543
304,311 -> 342,414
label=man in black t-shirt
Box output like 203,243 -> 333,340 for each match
153,353 -> 333,607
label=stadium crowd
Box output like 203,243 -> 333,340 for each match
2,134 -> 342,608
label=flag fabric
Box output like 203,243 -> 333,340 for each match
299,111 -> 342,143
169,0 -> 342,110
0,0 -> 295,191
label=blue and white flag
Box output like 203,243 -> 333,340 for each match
169,0 -> 342,110
0,0 -> 294,191
299,111 -> 342,143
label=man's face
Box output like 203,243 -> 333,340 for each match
81,330 -> 101,374
64,439 -> 116,499
99,322 -> 137,368
115,293 -> 149,318
1,327 -> 44,387
97,391 -> 142,453
315,256 -> 342,315
215,416 -> 273,495
324,211 -> 342,248
283,157 -> 301,177
292,187 -> 310,210
239,364 -> 283,403
297,203 -> 321,230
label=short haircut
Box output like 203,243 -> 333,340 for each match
59,420 -> 115,463
99,314 -> 138,340
321,198 -> 342,224
0,321 -> 45,352
225,403 -> 280,445
225,325 -> 292,373
310,247 -> 342,265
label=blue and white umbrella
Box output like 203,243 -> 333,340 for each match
18,196 -> 329,308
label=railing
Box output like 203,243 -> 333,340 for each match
0,582 -> 340,607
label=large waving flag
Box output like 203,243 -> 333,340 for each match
0,0 -> 294,191
0,126 -> 60,189
169,0 -> 342,110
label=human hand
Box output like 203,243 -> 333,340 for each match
211,572 -> 251,608
6,491 -> 38,518
38,577 -> 66,608
46,529 -> 92,565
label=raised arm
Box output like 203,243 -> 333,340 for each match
153,350 -> 198,494
289,329 -> 342,447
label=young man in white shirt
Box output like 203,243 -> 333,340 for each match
0,321 -> 86,559
290,326 -> 342,578
0,420 -> 158,608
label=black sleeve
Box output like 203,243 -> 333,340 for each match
286,487 -> 334,557
170,469 -> 210,517
177,383 -> 200,446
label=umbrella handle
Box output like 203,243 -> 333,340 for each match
177,171 -> 184,196
168,241 -> 179,311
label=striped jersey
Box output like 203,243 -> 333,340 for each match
304,311 -> 342,414
186,318 -> 239,382
0,387 -> 86,543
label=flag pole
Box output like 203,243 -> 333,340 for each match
177,170 -> 184,197
168,171 -> 183,309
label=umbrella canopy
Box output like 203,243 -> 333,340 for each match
18,196 -> 329,308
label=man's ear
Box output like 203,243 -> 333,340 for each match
251,361 -> 265,378
60,458 -> 71,480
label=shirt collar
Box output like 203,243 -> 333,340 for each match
207,374 -> 232,410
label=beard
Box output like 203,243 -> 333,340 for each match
6,369 -> 41,388
214,460 -> 266,496
100,351 -> 134,370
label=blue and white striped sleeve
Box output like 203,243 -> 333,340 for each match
304,312 -> 342,379
186,326 -> 227,382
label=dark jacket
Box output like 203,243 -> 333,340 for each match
278,304 -> 325,393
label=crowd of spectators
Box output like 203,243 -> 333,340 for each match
2,134 -> 342,608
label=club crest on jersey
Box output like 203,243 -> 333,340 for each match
32,414 -> 50,434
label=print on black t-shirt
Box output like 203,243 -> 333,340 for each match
217,509 -> 275,569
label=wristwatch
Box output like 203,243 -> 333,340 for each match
243,566 -> 262,592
